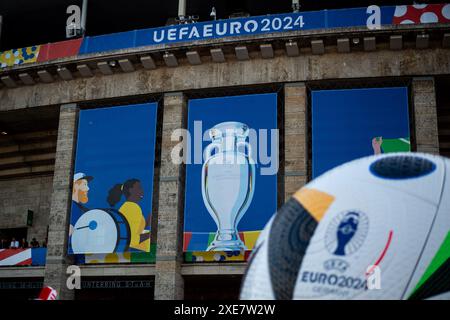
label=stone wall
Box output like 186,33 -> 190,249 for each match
413,77 -> 440,154
1,48 -> 449,112
0,175 -> 52,242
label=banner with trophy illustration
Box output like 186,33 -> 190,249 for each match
68,103 -> 158,255
311,87 -> 410,178
183,93 -> 278,260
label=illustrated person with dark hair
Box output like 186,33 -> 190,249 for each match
107,179 -> 151,252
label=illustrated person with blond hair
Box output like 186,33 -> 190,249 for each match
70,173 -> 93,236
107,179 -> 151,252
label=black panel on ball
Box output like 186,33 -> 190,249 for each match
268,197 -> 318,300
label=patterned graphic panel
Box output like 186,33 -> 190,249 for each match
409,232 -> 450,299
74,243 -> 157,264
393,4 -> 450,24
184,231 -> 260,262
0,46 -> 40,68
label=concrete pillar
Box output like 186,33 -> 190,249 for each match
43,103 -> 78,300
284,83 -> 308,202
412,77 -> 440,154
154,92 -> 186,300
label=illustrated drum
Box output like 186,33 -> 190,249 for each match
71,209 -> 131,254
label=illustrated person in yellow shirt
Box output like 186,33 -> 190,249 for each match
107,179 -> 151,252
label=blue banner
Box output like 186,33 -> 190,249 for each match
68,103 -> 158,254
79,6 -> 397,54
311,87 -> 410,178
184,93 -> 278,252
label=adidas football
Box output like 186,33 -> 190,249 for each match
240,153 -> 450,300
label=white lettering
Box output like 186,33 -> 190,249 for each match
203,24 -> 213,37
153,29 -> 165,43
189,26 -> 200,39
168,28 -> 177,41
244,20 -> 258,32
230,21 -> 242,35
366,265 -> 382,290
179,27 -> 189,39
216,22 -> 228,36
66,265 -> 81,290
66,5 -> 81,29
366,5 -> 381,30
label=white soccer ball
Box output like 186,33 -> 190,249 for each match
240,153 -> 450,300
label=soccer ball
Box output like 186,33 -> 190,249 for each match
240,153 -> 450,300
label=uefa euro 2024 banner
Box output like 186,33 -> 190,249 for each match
183,94 -> 278,259
68,103 -> 158,255
311,87 -> 410,178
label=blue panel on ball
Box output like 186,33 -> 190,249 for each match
369,155 -> 436,179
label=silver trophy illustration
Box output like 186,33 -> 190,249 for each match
201,121 -> 256,252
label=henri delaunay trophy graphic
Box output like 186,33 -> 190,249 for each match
201,122 -> 256,252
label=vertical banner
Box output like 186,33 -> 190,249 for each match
183,93 -> 278,262
312,87 -> 410,178
68,103 -> 158,255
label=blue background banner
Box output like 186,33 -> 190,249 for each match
184,93 -> 278,251
312,87 -> 410,178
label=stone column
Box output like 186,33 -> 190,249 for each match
43,103 -> 78,300
284,83 -> 308,202
154,92 -> 186,300
412,77 -> 440,155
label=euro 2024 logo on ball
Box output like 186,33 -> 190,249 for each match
325,210 -> 369,257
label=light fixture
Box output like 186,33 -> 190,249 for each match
1,131 -> 7,135
352,38 -> 360,45
292,0 -> 301,13
210,7 -> 217,20
108,60 -> 117,67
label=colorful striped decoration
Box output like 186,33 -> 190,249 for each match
0,248 -> 47,266
0,249 -> 32,266
183,230 -> 261,252
183,231 -> 260,262
76,243 -> 157,264
184,250 -> 252,262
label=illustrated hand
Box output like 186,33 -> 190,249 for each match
372,137 -> 383,155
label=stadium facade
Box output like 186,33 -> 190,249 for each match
0,2 -> 449,300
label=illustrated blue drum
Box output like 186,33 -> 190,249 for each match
71,209 -> 130,254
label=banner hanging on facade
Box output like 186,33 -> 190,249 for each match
68,103 -> 158,254
183,93 -> 278,259
311,87 -> 410,178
